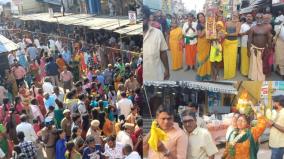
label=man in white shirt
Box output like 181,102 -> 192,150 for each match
42,77 -> 54,95
30,99 -> 44,123
182,13 -> 198,71
187,103 -> 207,128
7,52 -> 16,66
116,92 -> 133,118
239,14 -> 253,76
123,144 -> 141,159
143,6 -> 169,81
77,94 -> 88,115
104,136 -> 124,159
16,114 -> 38,142
181,110 -> 218,159
116,123 -> 134,148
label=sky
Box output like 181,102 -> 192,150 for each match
182,0 -> 206,13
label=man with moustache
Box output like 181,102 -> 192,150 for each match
248,13 -> 272,81
143,106 -> 188,159
143,5 -> 170,81
181,109 -> 218,159
268,95 -> 284,159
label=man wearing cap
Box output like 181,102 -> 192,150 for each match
116,123 -> 134,148
61,109 -> 72,141
40,117 -> 57,159
116,92 -> 133,118
87,120 -> 102,145
268,95 -> 284,159
16,114 -> 38,142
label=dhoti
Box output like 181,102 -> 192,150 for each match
275,37 -> 284,75
248,44 -> 265,81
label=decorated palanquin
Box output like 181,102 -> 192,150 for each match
205,7 -> 218,40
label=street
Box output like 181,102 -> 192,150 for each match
167,50 -> 282,81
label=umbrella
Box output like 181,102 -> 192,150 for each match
0,34 -> 19,54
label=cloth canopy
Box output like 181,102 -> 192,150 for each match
0,35 -> 19,54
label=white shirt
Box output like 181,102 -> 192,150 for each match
55,40 -> 62,52
53,92 -> 64,103
49,39 -> 56,50
125,151 -> 141,159
143,27 -> 168,81
278,24 -> 284,41
116,131 -> 133,148
30,104 -> 44,122
186,127 -> 218,159
104,142 -> 124,159
17,42 -> 26,51
16,122 -> 38,142
275,15 -> 284,23
182,22 -> 197,45
116,98 -> 133,117
78,101 -> 87,115
34,39 -> 40,48
42,82 -> 54,95
8,53 -> 15,65
240,23 -> 252,47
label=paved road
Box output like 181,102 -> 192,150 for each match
167,50 -> 282,81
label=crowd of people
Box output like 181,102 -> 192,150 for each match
143,5 -> 284,81
0,28 -> 143,158
143,94 -> 284,159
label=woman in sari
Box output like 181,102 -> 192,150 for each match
40,51 -> 48,78
223,12 -> 241,79
169,20 -> 183,70
4,69 -> 18,98
222,112 -> 267,159
196,13 -> 211,81
29,59 -> 40,83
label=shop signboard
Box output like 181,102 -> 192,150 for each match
128,11 -> 136,25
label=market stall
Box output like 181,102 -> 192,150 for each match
0,34 -> 19,77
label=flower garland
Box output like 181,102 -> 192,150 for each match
228,130 -> 247,157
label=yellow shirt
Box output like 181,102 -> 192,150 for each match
186,127 -> 218,159
147,123 -> 188,159
269,108 -> 284,148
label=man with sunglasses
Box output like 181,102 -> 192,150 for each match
181,109 -> 218,159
